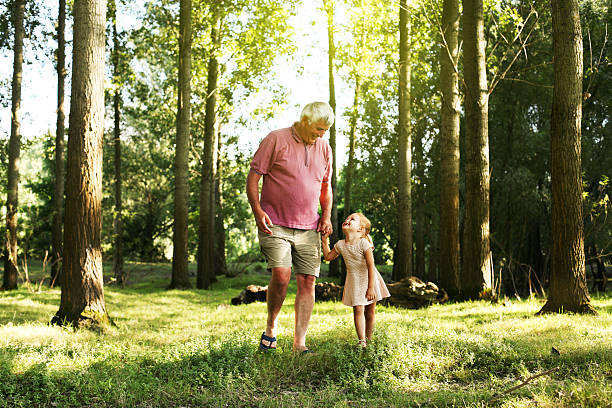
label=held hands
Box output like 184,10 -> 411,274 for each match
365,287 -> 376,301
317,215 -> 333,237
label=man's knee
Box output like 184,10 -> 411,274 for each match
296,273 -> 316,291
270,267 -> 291,285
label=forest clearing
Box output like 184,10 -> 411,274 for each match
0,262 -> 611,408
1,0 -> 611,406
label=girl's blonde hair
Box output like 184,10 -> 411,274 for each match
355,212 -> 373,245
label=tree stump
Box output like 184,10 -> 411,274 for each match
384,276 -> 448,309
231,284 -> 268,305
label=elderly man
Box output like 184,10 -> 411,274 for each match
247,101 -> 334,353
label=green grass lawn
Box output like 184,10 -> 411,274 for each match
0,261 -> 611,407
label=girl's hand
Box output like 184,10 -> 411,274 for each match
366,287 -> 376,301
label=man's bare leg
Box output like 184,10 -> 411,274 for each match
293,273 -> 316,351
264,267 -> 292,343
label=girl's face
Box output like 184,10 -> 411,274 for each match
342,213 -> 363,234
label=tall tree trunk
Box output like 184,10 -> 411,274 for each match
341,78 -> 360,285
197,10 -> 221,289
538,0 -> 596,315
110,0 -> 125,286
51,0 -> 67,287
438,0 -> 461,297
324,0 -> 340,277
427,213 -> 439,282
3,0 -> 25,291
344,78 -> 360,218
393,0 -> 412,281
214,128 -> 227,276
170,0 -> 192,289
462,0 -> 491,299
51,0 -> 111,328
414,132 -> 425,279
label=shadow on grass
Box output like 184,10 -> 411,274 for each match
1,329 -> 609,408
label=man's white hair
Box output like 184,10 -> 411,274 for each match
300,101 -> 335,127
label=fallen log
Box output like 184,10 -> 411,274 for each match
314,281 -> 343,301
384,276 -> 448,309
231,284 -> 268,305
230,277 -> 446,308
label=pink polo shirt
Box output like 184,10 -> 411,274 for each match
251,125 -> 333,230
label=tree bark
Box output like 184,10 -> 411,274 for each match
414,132 -> 425,279
324,0 -> 340,278
538,0 -> 596,315
110,0 -> 125,286
51,0 -> 67,287
51,0 -> 111,328
438,0 -> 461,297
393,0 -> 412,281
197,9 -> 221,289
214,127 -> 227,276
462,0 -> 491,299
170,0 -> 192,289
3,0 -> 25,291
344,78 -> 360,218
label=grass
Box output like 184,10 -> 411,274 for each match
0,261 -> 611,407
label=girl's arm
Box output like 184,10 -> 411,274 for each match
364,247 -> 376,301
322,235 -> 340,262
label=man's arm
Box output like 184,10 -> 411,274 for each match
317,181 -> 333,235
246,169 -> 273,234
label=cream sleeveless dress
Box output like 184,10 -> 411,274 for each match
334,238 -> 390,306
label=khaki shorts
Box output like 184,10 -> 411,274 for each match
258,225 -> 321,277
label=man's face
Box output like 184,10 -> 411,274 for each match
301,119 -> 330,144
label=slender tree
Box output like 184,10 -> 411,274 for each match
110,0 -> 125,285
393,0 -> 412,281
438,0 -> 460,296
343,0 -> 368,222
537,0 -> 596,315
323,0 -> 340,277
344,78 -> 360,219
51,0 -> 111,328
170,0 -> 192,289
51,0 -> 67,286
197,8 -> 221,289
214,127 -> 227,276
462,0 -> 491,299
414,131 -> 425,278
3,0 -> 25,291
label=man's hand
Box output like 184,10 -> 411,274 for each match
317,215 -> 333,237
255,209 -> 273,234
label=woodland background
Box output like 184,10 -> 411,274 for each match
0,0 -> 610,300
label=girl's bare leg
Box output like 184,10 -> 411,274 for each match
353,305 -> 366,343
364,302 -> 377,341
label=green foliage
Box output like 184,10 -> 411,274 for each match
218,142 -> 259,262
0,0 -> 10,49
0,265 -> 610,407
102,130 -> 174,262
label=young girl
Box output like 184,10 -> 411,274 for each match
322,213 -> 390,348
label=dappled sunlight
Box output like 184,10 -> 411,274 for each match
0,323 -> 79,348
1,273 -> 610,407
